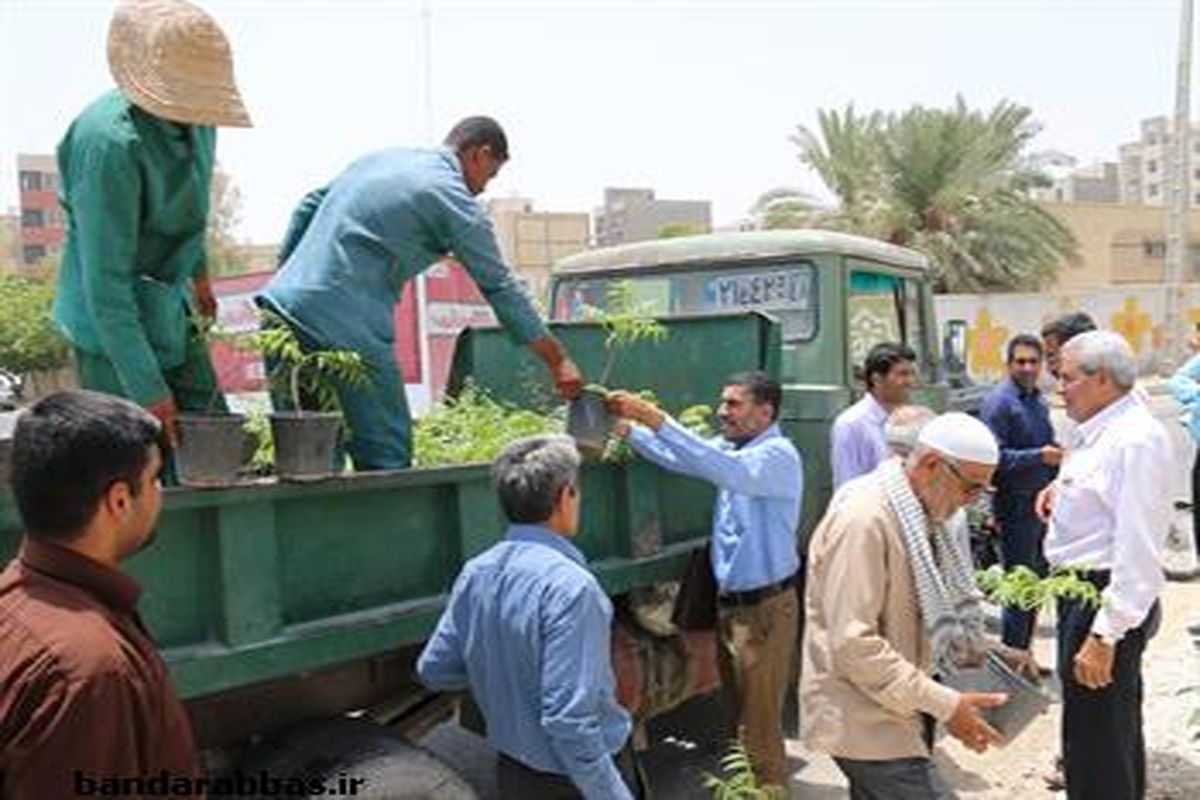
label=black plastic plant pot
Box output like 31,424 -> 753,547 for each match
567,388 -> 612,451
946,650 -> 1052,741
176,413 -> 248,488
270,411 -> 343,482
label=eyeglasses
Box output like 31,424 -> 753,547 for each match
940,459 -> 994,497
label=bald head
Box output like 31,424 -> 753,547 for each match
885,405 -> 937,457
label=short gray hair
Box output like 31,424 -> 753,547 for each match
1061,330 -> 1136,389
491,435 -> 581,524
885,405 -> 936,457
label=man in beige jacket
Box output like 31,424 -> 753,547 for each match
801,412 -> 1010,799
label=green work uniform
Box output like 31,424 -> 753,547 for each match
52,90 -> 225,414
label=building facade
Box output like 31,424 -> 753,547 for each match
1041,201 -> 1200,288
1030,162 -> 1120,204
1116,116 -> 1200,206
593,187 -> 712,247
486,197 -> 590,303
16,154 -> 64,266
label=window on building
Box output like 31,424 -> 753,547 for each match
1144,240 -> 1166,258
1149,184 -> 1160,197
19,171 -> 42,191
21,208 -> 44,228
1147,160 -> 1158,173
22,245 -> 46,264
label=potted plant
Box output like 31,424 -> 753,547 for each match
569,280 -> 668,450
174,318 -> 249,487
251,317 -> 370,481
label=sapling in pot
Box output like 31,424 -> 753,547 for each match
250,316 -> 370,481
569,280 -> 668,449
174,317 -> 248,487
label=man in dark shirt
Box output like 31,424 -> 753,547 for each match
980,334 -> 1062,651
0,391 -> 201,799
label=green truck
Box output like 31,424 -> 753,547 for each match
0,229 -> 948,795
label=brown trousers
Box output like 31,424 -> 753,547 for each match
716,588 -> 799,787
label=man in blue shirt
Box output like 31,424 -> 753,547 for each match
259,118 -> 582,470
607,371 -> 802,790
417,435 -> 641,799
980,334 -> 1061,651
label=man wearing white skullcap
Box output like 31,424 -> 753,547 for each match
802,411 -> 1028,797
53,0 -> 251,461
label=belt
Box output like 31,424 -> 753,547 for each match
718,573 -> 796,608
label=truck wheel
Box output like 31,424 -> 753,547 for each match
236,717 -> 477,799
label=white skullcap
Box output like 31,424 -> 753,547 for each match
916,412 -> 999,466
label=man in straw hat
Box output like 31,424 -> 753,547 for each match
258,117 -> 583,471
802,412 -> 1027,798
52,0 -> 251,449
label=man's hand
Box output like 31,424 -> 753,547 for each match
994,645 -> 1042,683
1035,483 -> 1056,522
147,396 -> 180,446
1073,635 -> 1115,690
1041,445 -> 1063,466
611,419 -> 632,439
527,337 -> 583,400
193,275 -> 218,320
550,357 -> 584,400
606,390 -> 666,431
946,692 -> 1008,752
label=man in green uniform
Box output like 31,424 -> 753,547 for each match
260,118 -> 583,470
52,0 -> 252,444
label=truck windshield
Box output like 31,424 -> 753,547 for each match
552,261 -> 818,341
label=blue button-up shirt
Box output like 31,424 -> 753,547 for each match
830,393 -> 891,488
260,146 -> 547,364
629,419 -> 802,592
416,525 -> 632,800
1168,353 -> 1200,443
979,377 -> 1057,494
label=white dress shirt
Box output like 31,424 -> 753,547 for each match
830,393 -> 891,488
1045,393 -> 1171,641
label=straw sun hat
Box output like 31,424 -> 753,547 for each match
107,0 -> 251,128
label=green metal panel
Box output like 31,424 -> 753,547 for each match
448,312 -> 783,414
0,451 -> 710,701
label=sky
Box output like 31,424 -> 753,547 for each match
0,0 -> 1191,243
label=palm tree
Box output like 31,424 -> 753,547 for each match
773,98 -> 1077,292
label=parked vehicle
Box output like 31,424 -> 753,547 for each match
0,229 -> 960,794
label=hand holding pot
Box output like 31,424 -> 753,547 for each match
551,357 -> 584,400
605,391 -> 665,430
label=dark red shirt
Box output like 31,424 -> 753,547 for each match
0,539 -> 201,799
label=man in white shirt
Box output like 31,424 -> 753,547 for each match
1036,331 -> 1170,800
831,342 -> 917,488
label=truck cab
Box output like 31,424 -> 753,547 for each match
546,229 -> 945,540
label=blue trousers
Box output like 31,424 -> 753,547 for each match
994,490 -> 1048,649
264,320 -> 411,471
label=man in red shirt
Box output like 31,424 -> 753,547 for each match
0,391 -> 201,799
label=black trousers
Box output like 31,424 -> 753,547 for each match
1057,573 -> 1159,800
496,740 -> 647,798
1191,450 -> 1200,557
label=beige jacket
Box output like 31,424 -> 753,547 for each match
800,478 -> 961,760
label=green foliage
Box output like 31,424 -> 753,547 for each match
585,280 -> 669,386
243,411 -> 275,475
975,565 -> 1102,611
679,404 -> 715,438
0,273 -> 70,374
247,315 -> 369,414
413,381 -> 564,467
702,741 -> 784,799
657,222 -> 705,239
780,97 -> 1078,292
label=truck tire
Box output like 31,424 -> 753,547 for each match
236,717 -> 477,799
